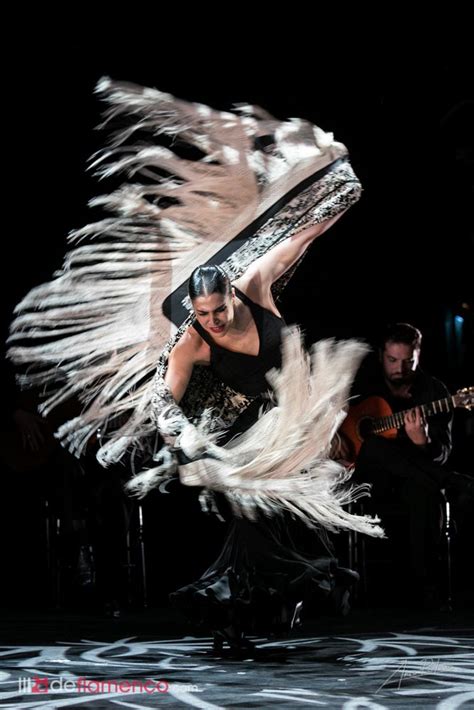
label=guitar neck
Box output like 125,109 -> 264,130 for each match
372,395 -> 455,434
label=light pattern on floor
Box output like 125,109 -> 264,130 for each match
1,631 -> 473,708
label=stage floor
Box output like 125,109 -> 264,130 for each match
1,607 -> 473,708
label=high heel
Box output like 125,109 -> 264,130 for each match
212,631 -> 225,654
211,626 -> 255,656
290,600 -> 303,630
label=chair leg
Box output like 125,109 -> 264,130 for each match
347,503 -> 368,604
440,491 -> 453,612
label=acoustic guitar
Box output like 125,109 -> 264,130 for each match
340,386 -> 474,461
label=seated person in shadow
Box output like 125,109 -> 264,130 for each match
336,322 -> 474,606
0,357 -> 131,611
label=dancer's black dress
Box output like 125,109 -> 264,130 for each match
170,288 -> 358,639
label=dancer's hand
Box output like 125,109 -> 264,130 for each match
157,403 -> 189,436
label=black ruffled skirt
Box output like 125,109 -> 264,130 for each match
170,396 -> 358,637
170,511 -> 358,635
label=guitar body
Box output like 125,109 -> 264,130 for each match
340,396 -> 398,459
339,386 -> 473,463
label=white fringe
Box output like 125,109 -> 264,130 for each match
127,329 -> 384,538
126,446 -> 178,496
8,78 -> 360,465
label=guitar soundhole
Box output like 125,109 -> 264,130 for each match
358,417 -> 374,440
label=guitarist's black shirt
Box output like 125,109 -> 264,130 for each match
351,353 -> 452,465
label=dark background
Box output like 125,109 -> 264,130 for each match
3,37 -> 472,381
1,29 -> 472,610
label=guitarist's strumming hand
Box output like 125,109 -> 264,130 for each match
404,406 -> 429,447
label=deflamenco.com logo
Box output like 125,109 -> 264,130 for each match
20,676 -> 178,695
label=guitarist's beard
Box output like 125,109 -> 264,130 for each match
386,372 -> 415,390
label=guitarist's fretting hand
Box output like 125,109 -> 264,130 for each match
404,406 -> 429,447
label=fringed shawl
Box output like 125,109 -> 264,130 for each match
7,79 -> 383,537
9,77 -> 361,465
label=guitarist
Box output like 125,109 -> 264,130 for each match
343,322 -> 473,605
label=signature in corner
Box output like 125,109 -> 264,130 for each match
375,657 -> 457,694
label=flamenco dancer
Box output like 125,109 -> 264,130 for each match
9,78 -> 383,652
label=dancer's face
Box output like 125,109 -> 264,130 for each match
380,341 -> 420,386
192,289 -> 235,337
